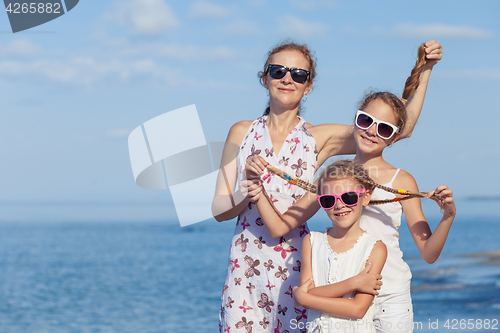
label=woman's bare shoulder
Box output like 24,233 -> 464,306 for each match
226,119 -> 254,144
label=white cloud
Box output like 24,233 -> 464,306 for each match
221,20 -> 261,36
0,40 -> 40,58
393,23 -> 495,40
157,44 -> 236,61
115,0 -> 179,35
188,1 -> 232,19
290,0 -> 337,10
0,58 -> 172,87
0,57 -> 243,89
277,15 -> 328,39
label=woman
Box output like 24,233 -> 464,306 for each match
212,41 -> 442,332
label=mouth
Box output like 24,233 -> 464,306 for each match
278,88 -> 294,92
361,135 -> 376,144
334,211 -> 351,218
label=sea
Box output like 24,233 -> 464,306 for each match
0,198 -> 498,333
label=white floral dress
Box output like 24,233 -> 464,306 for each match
220,115 -> 318,333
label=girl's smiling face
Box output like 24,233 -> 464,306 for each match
262,50 -> 312,111
320,177 -> 371,230
355,99 -> 401,155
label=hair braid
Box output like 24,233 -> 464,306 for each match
266,162 -> 431,206
402,44 -> 427,101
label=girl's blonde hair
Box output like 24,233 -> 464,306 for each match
317,160 -> 375,194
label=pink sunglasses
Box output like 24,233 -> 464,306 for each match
317,189 -> 366,209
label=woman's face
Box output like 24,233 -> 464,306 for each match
262,50 -> 312,111
354,99 -> 400,155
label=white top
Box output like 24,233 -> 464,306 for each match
307,230 -> 380,333
359,169 -> 412,295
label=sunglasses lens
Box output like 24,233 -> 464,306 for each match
291,69 -> 308,84
356,113 -> 373,129
377,123 -> 395,139
341,192 -> 359,206
319,196 -> 336,209
269,66 -> 286,79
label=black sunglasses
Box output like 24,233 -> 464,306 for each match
266,64 -> 310,84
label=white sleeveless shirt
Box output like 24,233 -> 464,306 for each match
359,169 -> 412,295
307,230 -> 380,333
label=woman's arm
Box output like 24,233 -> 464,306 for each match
294,241 -> 387,320
397,171 -> 456,263
212,121 -> 258,222
400,40 -> 443,138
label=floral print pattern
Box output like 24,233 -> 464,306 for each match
220,116 -> 318,332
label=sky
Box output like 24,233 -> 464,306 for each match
1,0 -> 499,222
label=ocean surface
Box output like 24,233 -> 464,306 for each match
0,198 -> 499,333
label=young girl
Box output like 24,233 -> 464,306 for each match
247,44 -> 456,333
293,160 -> 387,333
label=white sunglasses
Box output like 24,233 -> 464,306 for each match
355,110 -> 400,140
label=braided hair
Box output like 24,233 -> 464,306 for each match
267,160 -> 429,206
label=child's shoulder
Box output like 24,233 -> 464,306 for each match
304,229 -> 328,243
392,168 -> 419,191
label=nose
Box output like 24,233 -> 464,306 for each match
334,196 -> 345,209
281,71 -> 293,84
365,121 -> 377,136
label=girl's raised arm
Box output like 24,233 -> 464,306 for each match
313,40 -> 443,165
400,40 -> 443,139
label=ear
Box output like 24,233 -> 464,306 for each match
304,80 -> 313,95
361,190 -> 372,207
389,133 -> 400,146
262,75 -> 269,89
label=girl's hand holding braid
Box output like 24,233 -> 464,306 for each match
423,40 -> 443,70
426,185 -> 456,217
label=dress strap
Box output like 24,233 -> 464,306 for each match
389,169 -> 401,185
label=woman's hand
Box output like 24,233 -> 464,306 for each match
245,156 -> 268,180
352,262 -> 382,295
427,185 -> 456,217
240,179 -> 263,203
293,278 -> 314,308
423,40 -> 443,70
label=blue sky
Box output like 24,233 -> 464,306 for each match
1,0 -> 499,218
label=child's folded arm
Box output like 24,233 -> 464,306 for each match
295,240 -> 387,319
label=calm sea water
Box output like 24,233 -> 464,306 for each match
0,199 -> 498,332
